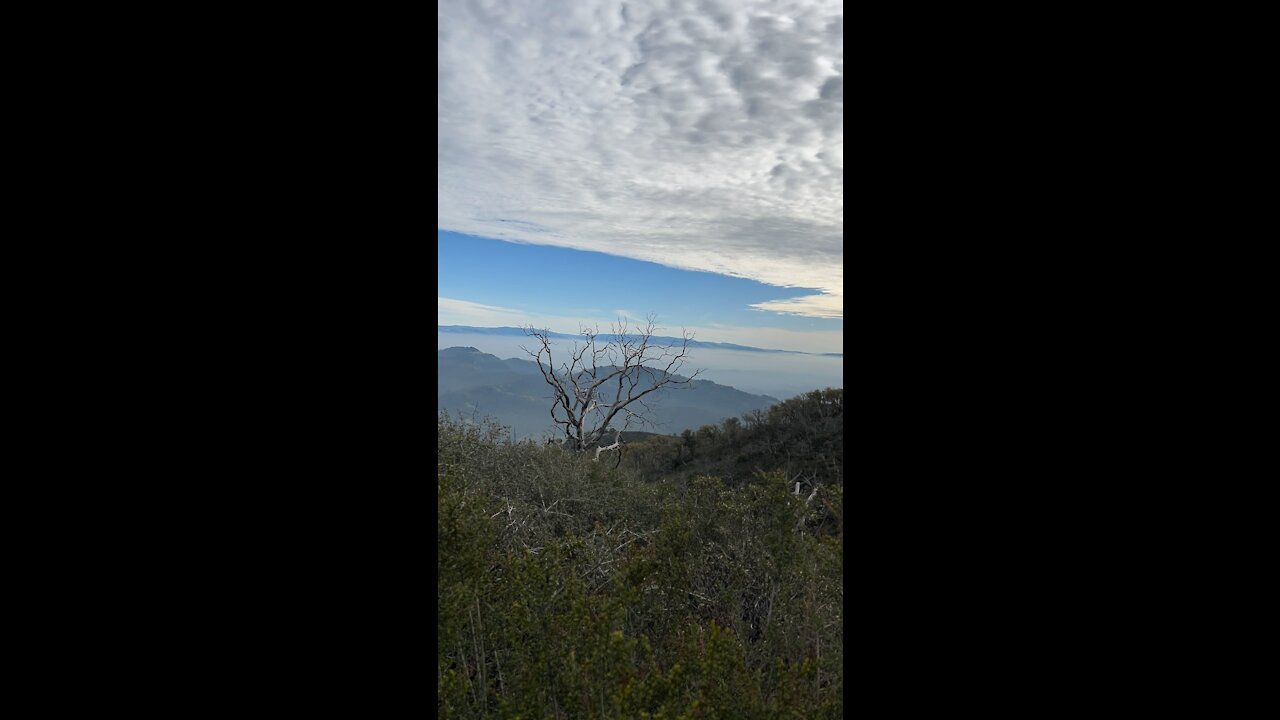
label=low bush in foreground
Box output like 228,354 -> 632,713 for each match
438,412 -> 842,719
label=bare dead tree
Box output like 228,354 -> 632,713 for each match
523,316 -> 703,453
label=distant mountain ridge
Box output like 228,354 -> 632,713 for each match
439,325 -> 842,357
438,346 -> 779,439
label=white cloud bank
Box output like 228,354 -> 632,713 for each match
439,296 -> 842,354
438,0 -> 843,319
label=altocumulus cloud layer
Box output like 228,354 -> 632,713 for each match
438,0 -> 843,319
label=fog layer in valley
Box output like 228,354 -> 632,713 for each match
438,332 -> 842,402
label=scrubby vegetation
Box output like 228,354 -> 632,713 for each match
621,388 -> 844,489
438,389 -> 843,719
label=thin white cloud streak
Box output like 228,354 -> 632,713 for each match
438,297 -> 629,335
437,297 -> 527,327
438,296 -> 630,334
438,0 -> 843,319
749,295 -> 841,318
439,296 -> 840,353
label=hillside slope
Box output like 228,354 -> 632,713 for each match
439,346 -> 778,439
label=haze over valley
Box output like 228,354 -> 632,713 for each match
439,327 -> 842,403
438,345 -> 787,440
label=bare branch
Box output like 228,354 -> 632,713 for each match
592,429 -> 624,462
524,318 -> 703,451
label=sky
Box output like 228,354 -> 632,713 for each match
438,0 -> 843,355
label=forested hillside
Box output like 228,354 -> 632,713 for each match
438,388 -> 843,718
622,388 -> 843,489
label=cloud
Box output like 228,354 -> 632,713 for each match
439,296 -> 841,353
437,297 -> 528,327
438,0 -> 843,319
749,294 -> 841,319
438,297 -> 640,334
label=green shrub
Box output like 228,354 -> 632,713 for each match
437,412 -> 842,718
